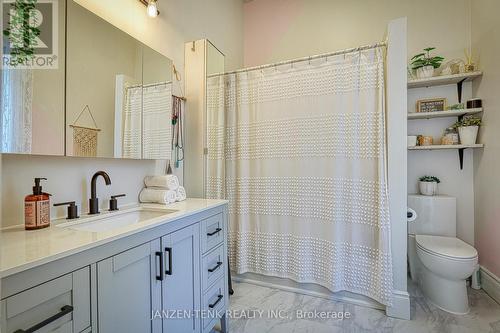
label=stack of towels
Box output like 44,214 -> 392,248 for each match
139,175 -> 187,204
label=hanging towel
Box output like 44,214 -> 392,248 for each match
176,186 -> 187,202
139,188 -> 177,204
144,175 -> 179,190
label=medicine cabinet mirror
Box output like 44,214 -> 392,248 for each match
1,0 -> 173,160
66,0 -> 173,159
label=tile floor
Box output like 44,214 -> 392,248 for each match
226,279 -> 500,333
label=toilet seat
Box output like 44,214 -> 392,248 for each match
416,235 -> 478,260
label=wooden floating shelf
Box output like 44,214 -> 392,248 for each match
408,144 -> 484,169
407,108 -> 483,120
408,71 -> 483,89
408,144 -> 484,150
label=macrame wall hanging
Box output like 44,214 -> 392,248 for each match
70,105 -> 101,157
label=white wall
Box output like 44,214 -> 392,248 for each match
1,0 -> 244,227
243,0 -> 477,245
471,0 -> 500,278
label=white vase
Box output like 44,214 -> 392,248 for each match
458,126 -> 479,145
416,65 -> 435,79
419,181 -> 438,196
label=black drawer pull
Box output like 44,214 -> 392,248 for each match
14,305 -> 74,333
208,261 -> 223,273
207,228 -> 222,237
155,251 -> 164,281
208,295 -> 223,308
165,247 -> 173,275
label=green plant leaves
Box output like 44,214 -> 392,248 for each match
410,47 -> 444,70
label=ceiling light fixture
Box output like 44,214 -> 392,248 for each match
139,0 -> 159,18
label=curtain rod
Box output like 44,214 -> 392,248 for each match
212,41 -> 387,77
126,81 -> 173,89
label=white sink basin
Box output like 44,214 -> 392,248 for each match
56,208 -> 177,233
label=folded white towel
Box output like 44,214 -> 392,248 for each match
139,188 -> 177,204
144,175 -> 179,190
176,186 -> 187,202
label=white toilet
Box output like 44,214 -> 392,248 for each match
407,194 -> 478,314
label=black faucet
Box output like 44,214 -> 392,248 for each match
89,171 -> 111,214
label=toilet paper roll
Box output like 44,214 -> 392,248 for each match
407,207 -> 417,222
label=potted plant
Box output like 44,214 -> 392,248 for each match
419,176 -> 440,196
453,116 -> 482,145
410,47 -> 445,79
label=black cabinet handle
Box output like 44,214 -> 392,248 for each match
155,251 -> 163,281
14,305 -> 74,333
165,247 -> 172,275
208,261 -> 223,273
208,295 -> 223,308
207,228 -> 222,237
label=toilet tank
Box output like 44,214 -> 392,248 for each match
407,194 -> 456,237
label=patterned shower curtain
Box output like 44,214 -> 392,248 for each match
1,69 -> 33,153
123,85 -> 142,159
206,46 -> 393,305
142,82 -> 172,160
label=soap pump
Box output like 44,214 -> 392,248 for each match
25,178 -> 51,230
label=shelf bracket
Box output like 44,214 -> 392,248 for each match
457,78 -> 467,104
458,148 -> 465,170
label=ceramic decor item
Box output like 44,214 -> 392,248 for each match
453,116 -> 482,145
419,176 -> 440,196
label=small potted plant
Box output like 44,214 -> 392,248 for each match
419,176 -> 440,196
410,47 -> 445,79
453,116 -> 482,145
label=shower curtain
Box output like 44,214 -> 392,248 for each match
123,82 -> 172,159
206,45 -> 393,305
1,69 -> 33,153
123,85 -> 142,158
142,82 -> 172,160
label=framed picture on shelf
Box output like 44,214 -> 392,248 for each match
416,98 -> 447,113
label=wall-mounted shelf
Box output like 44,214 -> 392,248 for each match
408,144 -> 483,150
408,71 -> 483,103
408,144 -> 484,169
408,71 -> 483,89
407,108 -> 483,120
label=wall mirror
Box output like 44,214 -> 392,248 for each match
66,0 -> 173,159
0,0 -> 66,155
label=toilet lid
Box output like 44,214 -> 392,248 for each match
416,235 -> 478,259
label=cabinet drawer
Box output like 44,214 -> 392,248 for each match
201,214 -> 224,254
202,245 -> 225,291
1,267 -> 90,333
202,277 -> 226,330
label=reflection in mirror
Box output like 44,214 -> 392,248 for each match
66,1 -> 173,159
1,0 -> 66,155
66,0 -> 143,158
142,47 -> 173,160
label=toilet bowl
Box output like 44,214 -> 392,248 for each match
415,235 -> 478,314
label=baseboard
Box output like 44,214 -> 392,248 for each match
480,266 -> 500,305
232,273 -> 386,311
385,290 -> 411,320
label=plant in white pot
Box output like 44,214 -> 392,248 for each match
410,47 -> 445,79
453,116 -> 482,145
419,176 -> 440,196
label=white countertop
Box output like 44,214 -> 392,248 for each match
0,198 -> 228,278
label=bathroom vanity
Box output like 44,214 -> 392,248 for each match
0,199 -> 229,333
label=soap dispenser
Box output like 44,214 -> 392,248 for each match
25,178 -> 51,230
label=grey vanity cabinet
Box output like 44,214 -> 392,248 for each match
0,267 -> 91,333
161,224 -> 201,333
97,240 -> 162,333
